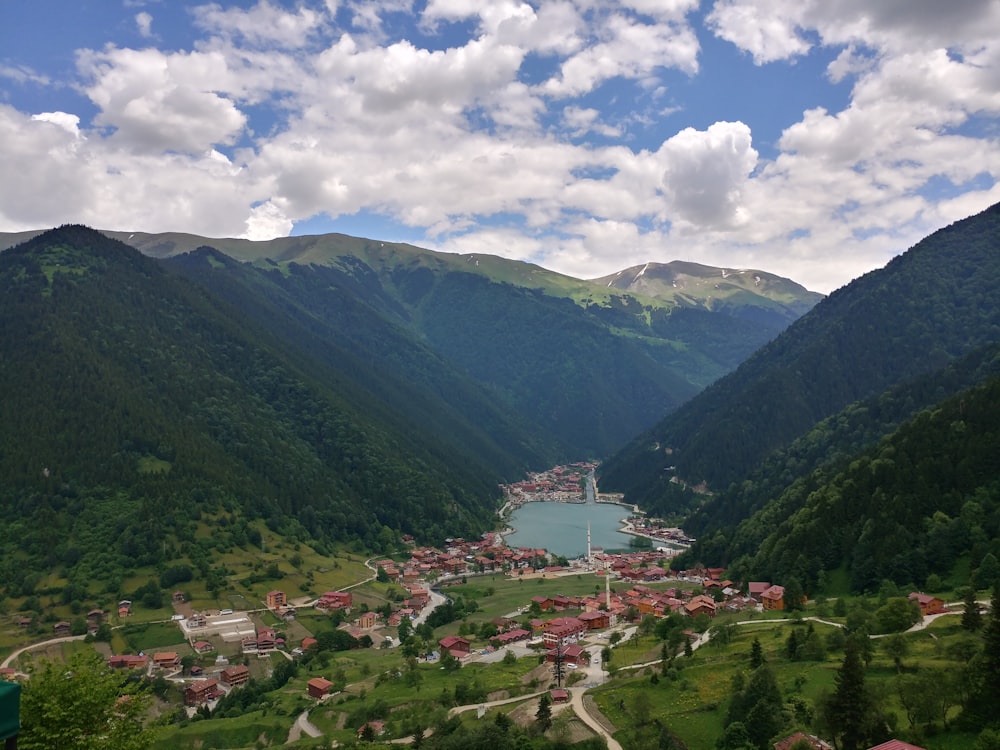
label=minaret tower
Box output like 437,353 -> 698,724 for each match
587,520 -> 592,566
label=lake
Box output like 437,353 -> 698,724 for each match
504,500 -> 635,558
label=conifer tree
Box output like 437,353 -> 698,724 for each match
962,586 -> 983,632
824,639 -> 873,750
749,637 -> 765,669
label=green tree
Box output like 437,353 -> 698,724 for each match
962,586 -> 983,632
874,596 -> 921,633
749,637 -> 765,669
966,583 -> 1000,722
20,650 -> 154,750
882,633 -> 909,672
535,692 -> 552,732
822,639 -> 885,750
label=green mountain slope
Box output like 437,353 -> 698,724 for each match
57,230 -> 821,457
684,342 -> 1000,578
738,370 -> 1000,592
599,201 -> 1000,506
0,226 -> 551,590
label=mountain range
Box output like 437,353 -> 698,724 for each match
0,225 -> 817,591
2,201 -> 998,596
599,201 -> 1000,592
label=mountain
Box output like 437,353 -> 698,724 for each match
593,260 -> 821,329
740,368 -> 1000,593
1,228 -> 821,458
0,225 -> 820,592
599,201 -> 1000,510
0,226 -> 548,592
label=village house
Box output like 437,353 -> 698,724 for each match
774,732 -> 834,750
53,621 -> 71,636
265,590 -> 286,610
438,635 -> 471,656
356,611 -> 378,629
547,643 -> 588,666
748,582 -> 771,601
108,654 -> 148,670
172,591 -> 185,603
184,678 -> 221,706
307,677 -> 335,699
221,664 -> 250,687
550,688 -> 570,703
760,585 -> 787,611
684,595 -> 717,619
192,641 -> 214,654
542,617 -> 587,648
316,591 -> 352,611
491,628 -> 531,647
908,592 -> 945,616
867,741 -> 927,750
152,652 -> 180,670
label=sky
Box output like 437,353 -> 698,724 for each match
2,1 -> 999,293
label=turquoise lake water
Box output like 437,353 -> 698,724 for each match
504,501 -> 634,558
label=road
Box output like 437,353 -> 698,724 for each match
287,709 -> 322,743
1,634 -> 86,672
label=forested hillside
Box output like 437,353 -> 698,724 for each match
0,227 -> 541,593
600,201 -> 1000,508
733,370 -> 1000,593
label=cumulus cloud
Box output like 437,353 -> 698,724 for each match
1,0 -> 999,293
135,12 -> 154,38
659,122 -> 758,229
76,46 -> 247,153
191,1 -> 327,48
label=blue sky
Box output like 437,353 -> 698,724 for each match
2,0 -> 999,292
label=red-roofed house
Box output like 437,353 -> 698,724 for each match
748,582 -> 771,601
266,590 -> 286,609
108,655 -> 148,670
152,652 -> 179,670
438,635 -> 471,654
221,664 -> 250,687
908,592 -> 945,616
867,741 -> 927,750
185,678 -> 221,706
316,591 -> 352,610
308,677 -> 335,698
761,585 -> 786,611
684,595 -> 717,618
774,732 -> 834,750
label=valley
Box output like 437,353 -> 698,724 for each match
2,204 -> 1000,749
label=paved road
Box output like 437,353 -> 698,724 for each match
287,709 -> 322,743
1,634 -> 86,671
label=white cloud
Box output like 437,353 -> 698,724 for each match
541,13 -> 699,97
706,0 -> 811,64
30,111 -> 83,137
242,199 -> 293,239
1,0 -> 999,295
659,122 -> 758,229
136,12 -> 154,38
191,1 -> 327,48
76,46 -> 247,153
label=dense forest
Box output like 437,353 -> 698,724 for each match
600,202 -> 1000,507
0,224 -> 817,599
0,227 -> 523,596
